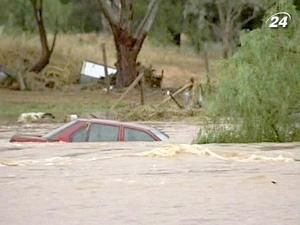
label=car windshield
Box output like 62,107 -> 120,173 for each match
150,128 -> 169,141
43,120 -> 78,140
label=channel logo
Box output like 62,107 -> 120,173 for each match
266,12 -> 292,28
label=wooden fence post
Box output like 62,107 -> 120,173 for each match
157,82 -> 193,107
111,71 -> 145,111
140,74 -> 145,105
101,43 -> 110,94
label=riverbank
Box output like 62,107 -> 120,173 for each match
0,89 -> 205,123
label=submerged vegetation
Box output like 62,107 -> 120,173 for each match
197,1 -> 300,143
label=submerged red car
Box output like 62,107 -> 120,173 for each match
10,119 -> 169,143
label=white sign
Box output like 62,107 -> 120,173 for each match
81,61 -> 117,78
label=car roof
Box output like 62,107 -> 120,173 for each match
76,118 -> 153,131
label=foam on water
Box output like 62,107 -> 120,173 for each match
0,143 -> 296,168
138,144 -> 295,162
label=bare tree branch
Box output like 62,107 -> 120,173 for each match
29,0 -> 57,73
120,0 -> 134,31
30,0 -> 39,22
119,0 -> 126,24
216,1 -> 225,26
50,31 -> 57,54
225,0 -> 234,24
231,4 -> 244,24
240,8 -> 259,27
30,0 -> 49,52
97,0 -> 119,26
50,18 -> 58,54
134,0 -> 159,39
204,17 -> 218,30
37,0 -> 43,21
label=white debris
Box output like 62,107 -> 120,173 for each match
17,112 -> 54,123
103,85 -> 114,92
70,114 -> 79,120
64,114 -> 79,122
0,71 -> 8,82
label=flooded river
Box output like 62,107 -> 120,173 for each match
0,122 -> 300,225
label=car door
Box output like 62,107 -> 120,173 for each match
123,127 -> 156,141
87,122 -> 120,142
69,122 -> 90,142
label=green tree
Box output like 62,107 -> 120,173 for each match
151,0 -> 184,45
184,0 -> 270,56
4,0 -> 34,32
198,0 -> 300,143
67,0 -> 103,32
0,0 -> 72,33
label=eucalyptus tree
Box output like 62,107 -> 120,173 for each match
97,0 -> 160,87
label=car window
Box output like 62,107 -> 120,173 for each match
150,128 -> 169,141
43,120 -> 78,140
71,127 -> 88,142
88,123 -> 119,142
124,128 -> 155,141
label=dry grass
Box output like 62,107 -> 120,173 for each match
0,33 -> 205,88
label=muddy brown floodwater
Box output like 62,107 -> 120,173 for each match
0,122 -> 300,225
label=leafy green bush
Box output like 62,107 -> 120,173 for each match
197,1 -> 300,143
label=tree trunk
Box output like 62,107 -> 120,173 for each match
30,51 -> 50,73
115,44 -> 139,87
29,0 -> 56,73
113,27 -> 144,87
222,26 -> 231,59
222,37 -> 230,58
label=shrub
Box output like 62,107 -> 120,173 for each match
197,1 -> 300,143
